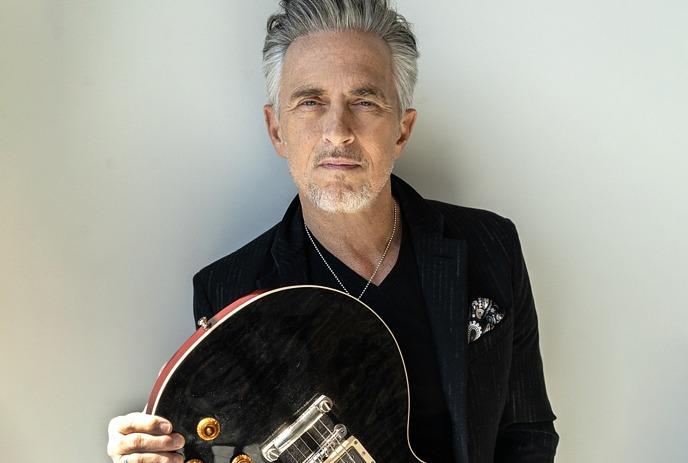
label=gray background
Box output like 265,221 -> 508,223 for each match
1,1 -> 686,461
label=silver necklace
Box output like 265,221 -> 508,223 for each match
304,201 -> 398,300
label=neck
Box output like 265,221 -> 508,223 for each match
300,179 -> 402,283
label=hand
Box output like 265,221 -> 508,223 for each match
107,412 -> 185,463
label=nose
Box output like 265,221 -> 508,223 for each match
322,104 -> 355,146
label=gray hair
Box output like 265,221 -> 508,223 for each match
262,0 -> 419,115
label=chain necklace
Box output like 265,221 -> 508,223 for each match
304,201 -> 398,300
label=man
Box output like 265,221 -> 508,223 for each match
107,1 -> 558,462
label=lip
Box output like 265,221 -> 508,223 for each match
317,159 -> 362,169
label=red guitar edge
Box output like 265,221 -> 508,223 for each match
145,290 -> 267,414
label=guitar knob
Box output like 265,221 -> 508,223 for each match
196,417 -> 221,441
186,460 -> 204,463
231,455 -> 253,463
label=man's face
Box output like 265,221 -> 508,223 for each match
264,30 -> 416,213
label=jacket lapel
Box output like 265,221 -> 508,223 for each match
395,176 -> 469,463
415,233 -> 469,463
256,196 -> 309,290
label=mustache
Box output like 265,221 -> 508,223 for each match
313,147 -> 363,165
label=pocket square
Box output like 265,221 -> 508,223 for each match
468,297 -> 504,343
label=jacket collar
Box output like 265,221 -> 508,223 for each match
257,175 -> 469,462
255,195 -> 309,289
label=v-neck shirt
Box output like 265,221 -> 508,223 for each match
305,216 -> 455,462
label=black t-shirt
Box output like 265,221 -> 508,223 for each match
306,218 -> 455,462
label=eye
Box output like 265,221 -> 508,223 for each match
354,100 -> 378,109
299,99 -> 319,107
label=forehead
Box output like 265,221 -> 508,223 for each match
280,30 -> 395,98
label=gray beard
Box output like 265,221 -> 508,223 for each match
305,182 -> 373,213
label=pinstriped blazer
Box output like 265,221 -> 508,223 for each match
192,175 -> 558,462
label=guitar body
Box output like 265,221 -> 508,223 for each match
147,285 -> 424,463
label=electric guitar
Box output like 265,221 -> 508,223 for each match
146,285 -> 426,463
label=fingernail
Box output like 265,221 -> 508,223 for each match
174,434 -> 185,447
160,422 -> 172,433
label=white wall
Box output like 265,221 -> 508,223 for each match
1,1 -> 686,461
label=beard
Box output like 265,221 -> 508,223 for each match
306,180 -> 373,213
295,147 -> 394,214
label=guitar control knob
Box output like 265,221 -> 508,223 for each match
196,417 -> 221,441
186,460 -> 204,463
231,455 -> 253,463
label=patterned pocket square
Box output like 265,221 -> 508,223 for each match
468,297 -> 504,343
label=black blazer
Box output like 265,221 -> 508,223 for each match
192,175 -> 558,462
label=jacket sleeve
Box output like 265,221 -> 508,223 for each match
494,220 -> 559,462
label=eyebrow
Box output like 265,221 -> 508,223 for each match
288,85 -> 388,103
288,87 -> 325,103
350,86 -> 387,101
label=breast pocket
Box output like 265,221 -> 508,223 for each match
467,308 -> 513,362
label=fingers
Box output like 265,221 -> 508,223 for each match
107,413 -> 185,463
109,413 -> 173,436
118,452 -> 184,463
112,432 -> 184,455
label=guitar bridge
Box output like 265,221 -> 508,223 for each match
260,395 -> 374,463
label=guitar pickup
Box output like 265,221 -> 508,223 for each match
260,395 -> 374,463
323,436 -> 375,463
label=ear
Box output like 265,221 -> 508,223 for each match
394,108 -> 417,156
263,104 -> 288,158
